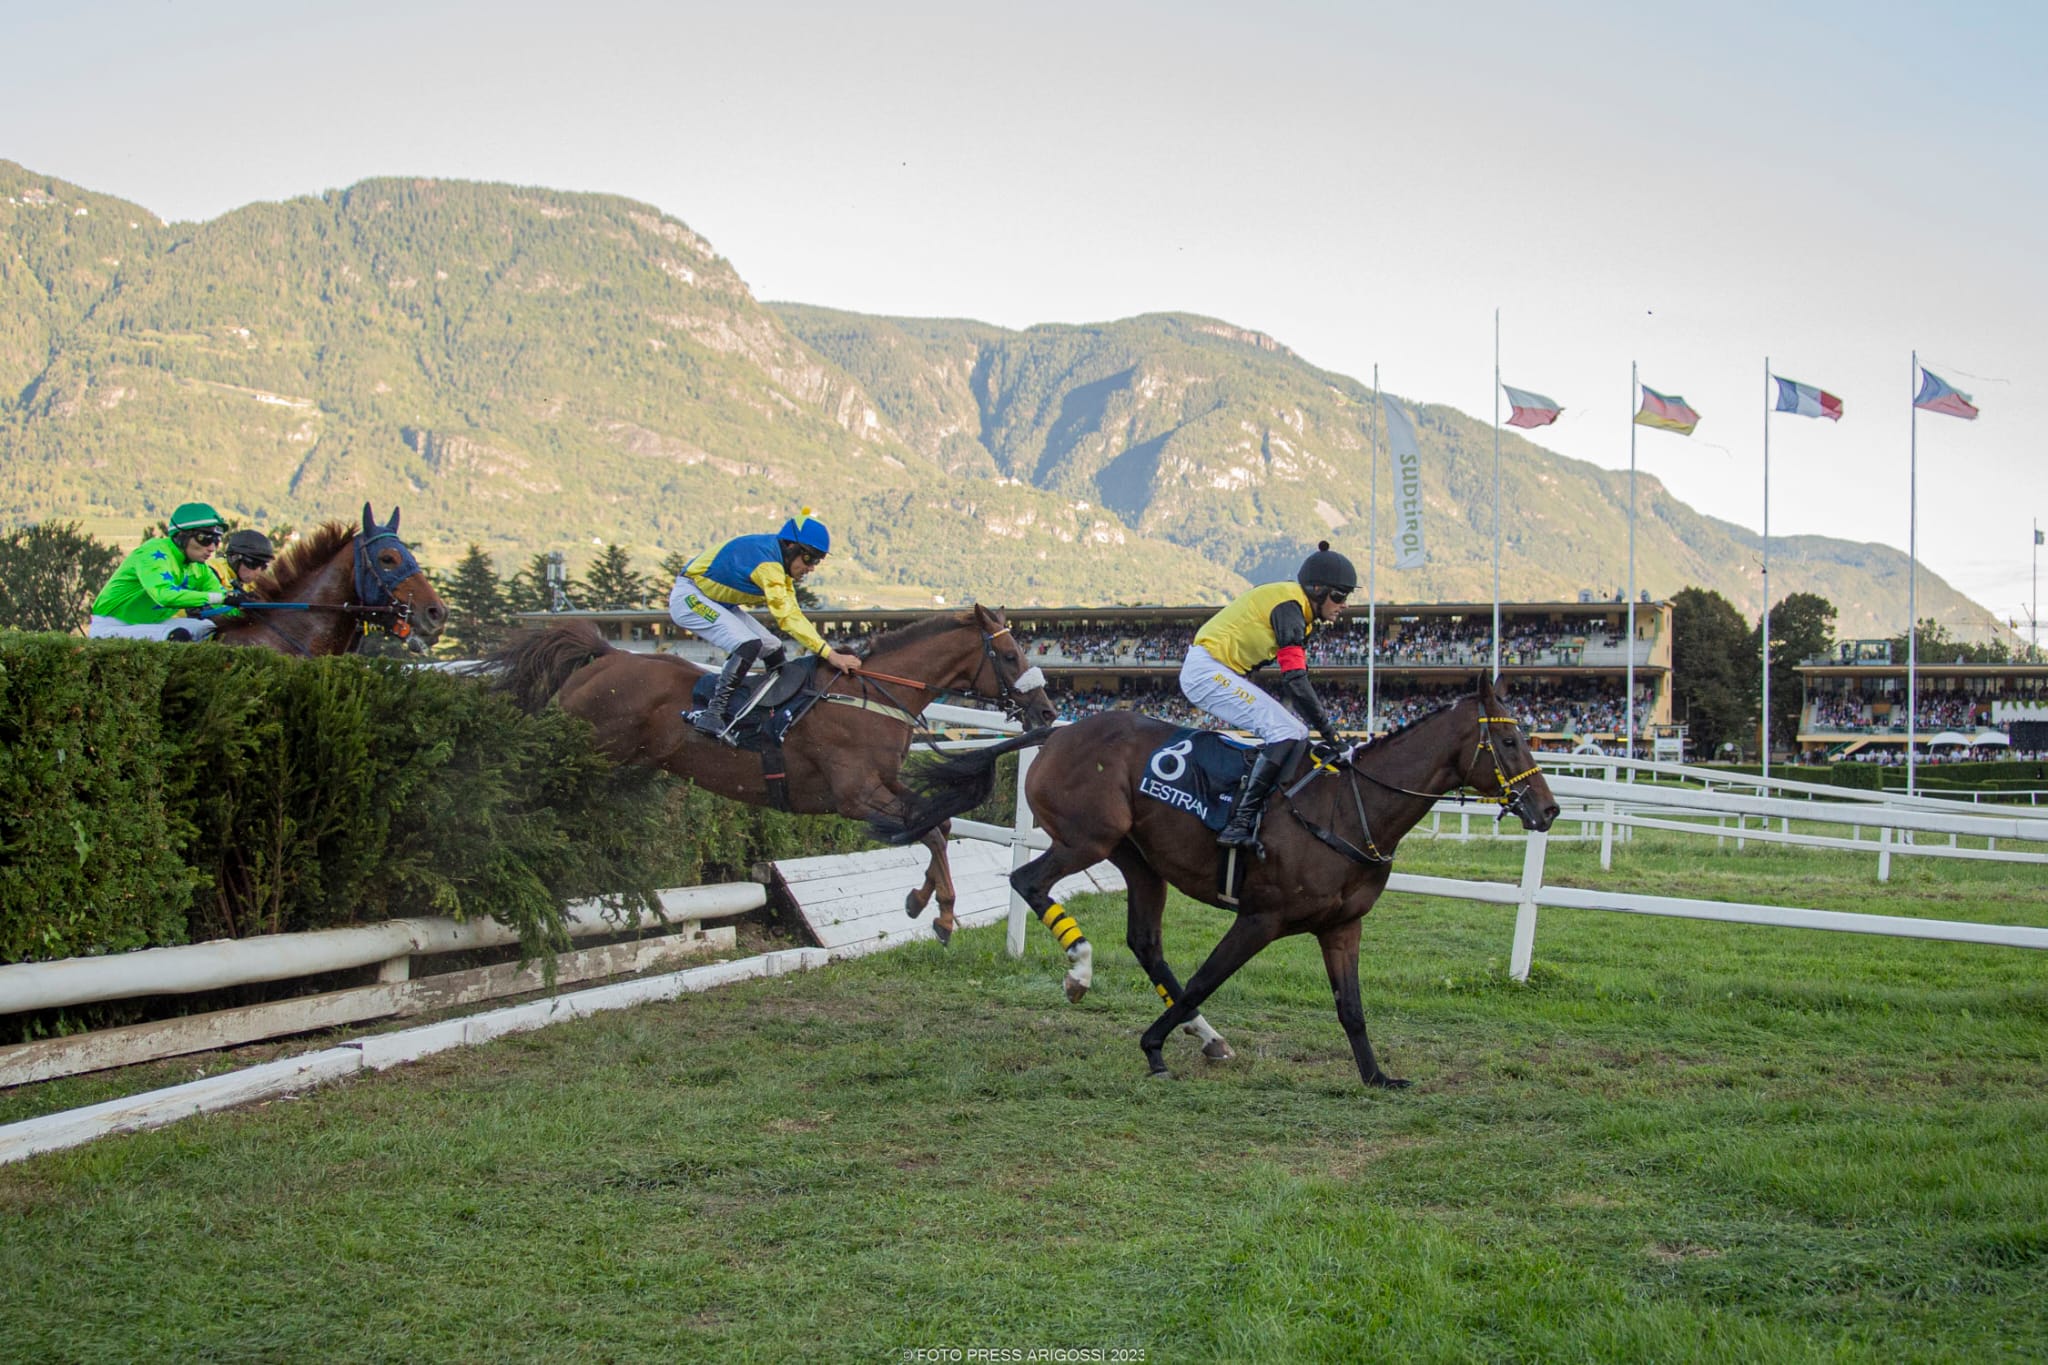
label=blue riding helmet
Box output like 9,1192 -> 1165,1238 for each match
777,508 -> 830,556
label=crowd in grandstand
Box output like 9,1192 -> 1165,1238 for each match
1022,617 -> 1628,670
1047,677 -> 1647,739
1808,684 -> 2048,733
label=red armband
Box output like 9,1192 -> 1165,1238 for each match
1276,645 -> 1307,672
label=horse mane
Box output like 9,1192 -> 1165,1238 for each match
252,522 -> 353,598
1361,691 -> 1482,753
861,610 -> 979,658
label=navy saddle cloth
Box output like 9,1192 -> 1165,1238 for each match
1139,728 -> 1262,833
691,656 -> 823,750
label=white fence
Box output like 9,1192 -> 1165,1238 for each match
920,707 -> 2048,982
0,884 -> 763,1087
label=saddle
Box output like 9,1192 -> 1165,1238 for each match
1138,728 -> 1261,835
688,656 -> 829,809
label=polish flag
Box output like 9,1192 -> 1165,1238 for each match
1502,384 -> 1563,429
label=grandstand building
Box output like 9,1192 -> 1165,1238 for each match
515,598 -> 1673,749
1795,640 -> 2048,760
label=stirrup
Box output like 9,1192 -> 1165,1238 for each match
1216,801 -> 1266,852
687,708 -> 735,744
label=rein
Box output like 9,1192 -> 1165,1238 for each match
820,621 -> 1046,753
1280,707 -> 1548,869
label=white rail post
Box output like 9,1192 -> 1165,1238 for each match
1005,747 -> 1039,959
1878,824 -> 1892,883
1509,827 -> 1549,981
1600,798 -> 1616,871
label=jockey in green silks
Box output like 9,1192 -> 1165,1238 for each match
89,502 -> 247,641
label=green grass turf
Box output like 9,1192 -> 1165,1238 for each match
2,831 -> 2044,1362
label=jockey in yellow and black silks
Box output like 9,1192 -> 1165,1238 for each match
667,509 -> 862,743
1181,541 -> 1356,853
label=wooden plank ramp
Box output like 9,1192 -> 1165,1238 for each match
766,840 -> 1125,956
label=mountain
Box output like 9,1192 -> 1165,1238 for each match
0,161 -> 1996,635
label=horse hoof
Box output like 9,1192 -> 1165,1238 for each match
932,920 -> 953,946
903,892 -> 924,920
1201,1039 -> 1235,1061
1063,974 -> 1088,1004
1368,1074 -> 1412,1091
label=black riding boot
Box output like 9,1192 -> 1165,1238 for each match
690,641 -> 761,743
1217,741 -> 1298,854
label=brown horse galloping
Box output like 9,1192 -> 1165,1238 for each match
490,604 -> 1058,939
218,504 -> 448,655
876,676 -> 1559,1090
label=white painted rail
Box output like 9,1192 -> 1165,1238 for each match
919,717 -> 2048,980
0,884 -> 764,1016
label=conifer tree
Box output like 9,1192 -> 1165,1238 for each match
584,544 -> 651,610
440,543 -> 514,655
657,549 -> 692,584
0,521 -> 122,633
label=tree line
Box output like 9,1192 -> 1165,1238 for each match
1669,585 -> 2021,761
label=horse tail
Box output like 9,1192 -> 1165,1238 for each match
489,622 -> 615,713
871,726 -> 1056,846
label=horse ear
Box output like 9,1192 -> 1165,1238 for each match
388,506 -> 401,533
362,503 -> 376,535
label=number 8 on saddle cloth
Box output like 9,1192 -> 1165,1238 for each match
1139,728 -> 1263,834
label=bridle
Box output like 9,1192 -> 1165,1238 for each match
1285,701 -> 1548,867
231,530 -> 425,657
1472,711 -> 1546,822
837,621 -> 1051,738
351,529 -> 421,645
975,623 -> 1048,724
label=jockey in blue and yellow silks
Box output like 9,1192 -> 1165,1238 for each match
1181,541 -> 1356,853
667,509 -> 862,742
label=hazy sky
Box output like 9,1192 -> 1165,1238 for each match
9,0 -> 2044,634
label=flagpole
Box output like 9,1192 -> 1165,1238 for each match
2034,516 -> 2039,664
1628,361 -> 1637,764
1369,364 -> 1381,736
1908,350 -> 1919,796
1493,308 -> 1502,682
1762,356 -> 1772,782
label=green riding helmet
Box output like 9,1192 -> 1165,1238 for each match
167,502 -> 229,534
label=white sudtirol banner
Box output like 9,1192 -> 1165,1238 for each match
1381,395 -> 1426,570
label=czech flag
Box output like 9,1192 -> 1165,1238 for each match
1502,384 -> 1563,429
1634,384 -> 1700,435
1914,367 -> 1979,420
1773,376 -> 1844,421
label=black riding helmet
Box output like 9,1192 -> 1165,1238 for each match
224,529 -> 275,571
1296,541 -> 1358,599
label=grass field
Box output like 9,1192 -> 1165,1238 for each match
3,831 -> 2045,1362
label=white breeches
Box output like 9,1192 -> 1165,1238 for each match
88,615 -> 217,642
668,579 -> 779,658
1178,645 -> 1307,747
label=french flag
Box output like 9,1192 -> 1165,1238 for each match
1773,376 -> 1843,422
1914,367 -> 1979,420
1502,384 -> 1563,429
